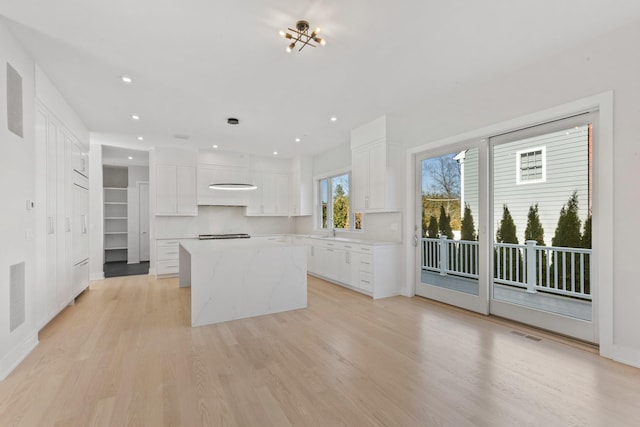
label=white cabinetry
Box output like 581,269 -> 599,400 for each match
156,165 -> 197,215
305,238 -> 401,299
71,140 -> 89,177
290,155 -> 313,216
36,101 -> 90,330
351,116 -> 402,212
156,239 -> 182,277
246,171 -> 290,216
154,147 -> 197,216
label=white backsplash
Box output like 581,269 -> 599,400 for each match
154,206 -> 296,238
294,211 -> 403,243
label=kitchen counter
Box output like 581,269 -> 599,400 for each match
179,239 -> 307,327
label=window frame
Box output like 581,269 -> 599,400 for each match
515,146 -> 546,185
317,170 -> 360,231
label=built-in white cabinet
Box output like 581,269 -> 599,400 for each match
36,101 -> 90,330
304,237 -> 401,299
71,140 -> 89,177
351,116 -> 402,212
290,155 -> 313,216
156,239 -> 183,277
156,165 -> 197,216
246,171 -> 290,216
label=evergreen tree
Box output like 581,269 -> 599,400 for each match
524,204 -> 545,245
495,205 -> 520,281
438,205 -> 453,239
581,214 -> 592,249
332,184 -> 349,228
552,192 -> 582,248
496,205 -> 518,244
551,192 -> 583,293
427,215 -> 439,238
581,214 -> 592,295
460,203 -> 476,241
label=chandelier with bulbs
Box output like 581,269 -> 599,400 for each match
280,20 -> 326,52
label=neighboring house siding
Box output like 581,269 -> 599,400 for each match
491,125 -> 589,245
460,126 -> 590,244
461,148 -> 480,237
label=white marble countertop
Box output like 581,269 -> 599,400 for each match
180,238 -> 304,254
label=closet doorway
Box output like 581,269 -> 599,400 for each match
102,146 -> 150,278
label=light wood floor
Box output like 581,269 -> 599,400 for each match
1,275 -> 639,427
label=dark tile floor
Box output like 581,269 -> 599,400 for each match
104,261 -> 150,278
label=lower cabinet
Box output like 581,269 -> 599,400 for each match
156,239 -> 182,277
305,238 -> 401,299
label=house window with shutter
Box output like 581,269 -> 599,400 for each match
516,147 -> 546,184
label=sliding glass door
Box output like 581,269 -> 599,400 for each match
415,142 -> 489,314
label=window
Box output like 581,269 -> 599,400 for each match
516,147 -> 546,184
319,172 -> 360,230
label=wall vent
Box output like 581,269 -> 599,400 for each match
10,262 -> 26,332
6,62 -> 24,138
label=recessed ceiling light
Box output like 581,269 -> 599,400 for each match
273,151 -> 278,156
137,136 -> 144,141
212,144 -> 219,149
131,114 -> 140,120
128,156 -> 133,160
121,75 -> 133,84
295,138 -> 301,142
330,116 -> 337,122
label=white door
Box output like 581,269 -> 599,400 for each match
489,114 -> 597,343
139,182 -> 150,262
414,142 -> 489,314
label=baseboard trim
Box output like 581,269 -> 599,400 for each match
0,332 -> 39,381
90,272 -> 105,281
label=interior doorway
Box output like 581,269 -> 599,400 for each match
102,146 -> 150,278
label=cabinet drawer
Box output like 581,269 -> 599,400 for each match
358,254 -> 373,273
157,240 -> 180,249
356,245 -> 373,254
157,245 -> 180,260
357,272 -> 373,292
157,260 -> 179,275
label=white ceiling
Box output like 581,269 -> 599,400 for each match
2,1 -> 640,159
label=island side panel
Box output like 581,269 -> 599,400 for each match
178,244 -> 191,288
190,244 -> 307,327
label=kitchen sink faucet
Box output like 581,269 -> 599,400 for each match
327,218 -> 336,237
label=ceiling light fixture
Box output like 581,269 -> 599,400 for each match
121,75 -> 132,84
128,156 -> 133,160
273,151 -> 278,156
209,183 -> 257,191
280,20 -> 326,53
330,116 -> 337,122
212,144 -> 219,149
137,136 -> 144,141
131,114 -> 140,120
295,138 -> 301,142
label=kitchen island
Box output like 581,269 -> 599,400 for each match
178,239 -> 307,327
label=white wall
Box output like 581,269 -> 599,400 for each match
89,141 -> 104,279
0,23 -> 38,379
390,19 -> 640,366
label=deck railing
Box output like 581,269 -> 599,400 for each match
422,237 -> 592,300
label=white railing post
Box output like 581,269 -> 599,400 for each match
439,235 -> 448,276
525,240 -> 537,293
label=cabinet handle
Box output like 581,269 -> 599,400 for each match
311,246 -> 314,256
48,216 -> 55,234
81,215 -> 88,234
361,279 -> 371,284
66,217 -> 71,232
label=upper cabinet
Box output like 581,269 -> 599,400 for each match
290,155 -> 313,216
71,139 -> 89,177
246,155 -> 291,216
351,116 -> 402,212
155,147 -> 197,216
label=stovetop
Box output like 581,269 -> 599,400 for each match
198,233 -> 251,240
